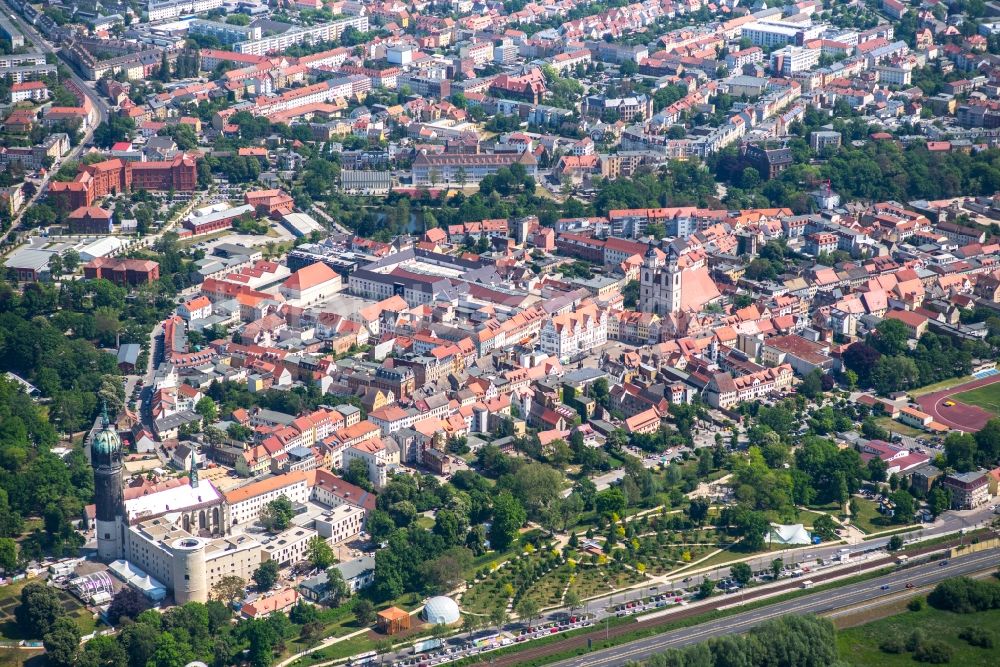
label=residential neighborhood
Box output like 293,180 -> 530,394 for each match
1,1 -> 1000,666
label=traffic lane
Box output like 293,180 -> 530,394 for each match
543,508 -> 992,630
559,550 -> 997,667
2,0 -> 109,119
560,550 -> 999,667
552,548 -> 999,667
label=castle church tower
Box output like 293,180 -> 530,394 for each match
662,244 -> 682,314
93,404 -> 125,561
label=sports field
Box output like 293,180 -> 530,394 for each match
953,382 -> 1000,416
916,375 -> 1000,432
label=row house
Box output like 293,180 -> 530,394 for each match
368,405 -> 416,436
322,421 -> 382,469
609,381 -> 670,418
474,306 -> 547,355
540,304 -> 608,359
608,310 -> 660,345
704,364 -> 794,409
348,365 -> 416,399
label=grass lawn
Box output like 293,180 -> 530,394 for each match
565,563 -> 644,601
790,508 -> 829,528
909,375 -> 973,397
177,228 -> 233,247
678,547 -> 744,571
763,508 -> 830,528
634,528 -> 728,577
953,382 -> 1000,416
522,566 -> 571,609
284,611 -> 359,656
849,498 -> 895,534
837,606 -> 1000,666
0,579 -> 98,641
0,648 -> 44,667
289,635 -> 376,666
874,417 -> 923,438
461,567 -> 513,618
806,501 -> 843,512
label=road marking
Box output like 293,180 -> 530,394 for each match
553,550 -> 999,667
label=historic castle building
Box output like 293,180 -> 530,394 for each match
92,409 -> 258,604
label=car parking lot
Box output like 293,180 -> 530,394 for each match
388,617 -> 595,666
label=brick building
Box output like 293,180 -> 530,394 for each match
84,257 -> 160,286
742,143 -> 793,179
68,206 -> 113,234
245,189 -> 295,218
50,153 -> 198,210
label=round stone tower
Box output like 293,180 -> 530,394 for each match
169,536 -> 208,604
93,404 -> 125,561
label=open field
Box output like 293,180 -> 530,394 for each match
953,381 -> 1000,416
837,606 -> 1000,666
916,375 -> 1000,432
850,498 -> 894,534
874,416 -> 923,438
0,648 -> 43,667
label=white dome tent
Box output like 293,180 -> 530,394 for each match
768,523 -> 812,546
422,596 -> 461,625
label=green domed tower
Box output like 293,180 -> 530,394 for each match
93,404 -> 125,561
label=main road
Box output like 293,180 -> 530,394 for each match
0,0 -> 110,245
1,0 -> 111,125
544,547 -> 999,667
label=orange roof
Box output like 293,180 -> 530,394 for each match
242,589 -> 299,618
351,439 -> 385,454
885,309 -> 927,329
223,471 -> 308,504
184,296 -> 211,310
333,420 -> 381,442
377,606 -> 410,621
370,405 -> 408,421
12,81 -> 47,91
283,262 -> 339,292
625,407 -> 660,432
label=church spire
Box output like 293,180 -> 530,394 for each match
189,452 -> 199,488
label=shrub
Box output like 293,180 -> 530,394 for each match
958,626 -> 994,648
879,636 -> 906,654
908,597 -> 924,611
913,638 -> 953,664
927,577 -> 1000,613
906,629 -> 926,652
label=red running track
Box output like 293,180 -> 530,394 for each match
916,375 -> 1000,432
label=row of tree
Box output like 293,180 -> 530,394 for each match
843,319 -> 991,396
640,614 -> 839,667
16,582 -> 301,667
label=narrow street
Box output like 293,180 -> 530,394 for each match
0,0 -> 110,246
